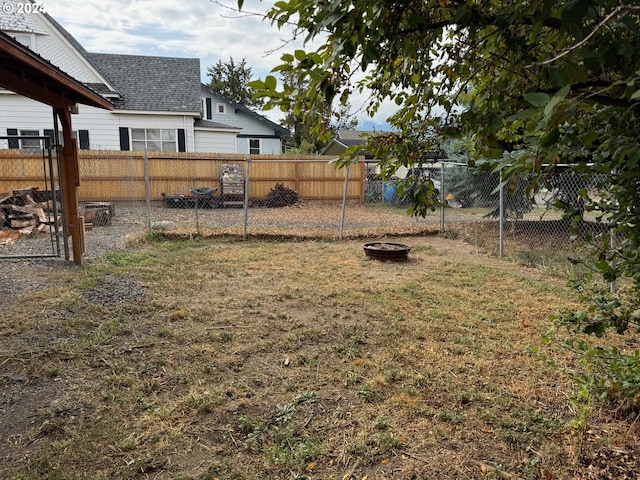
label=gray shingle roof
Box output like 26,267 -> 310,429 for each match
336,129 -> 376,141
195,119 -> 240,131
87,53 -> 202,112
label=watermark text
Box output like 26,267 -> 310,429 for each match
2,2 -> 46,14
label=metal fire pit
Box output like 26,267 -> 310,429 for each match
363,242 -> 411,262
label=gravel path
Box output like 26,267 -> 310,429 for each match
0,202 -> 440,306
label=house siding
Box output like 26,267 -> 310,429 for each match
206,107 -> 275,136
1,6 -> 288,155
1,88 -> 285,155
194,130 -> 237,153
0,92 -> 58,133
35,31 -> 102,83
201,91 -> 284,154
0,94 -> 198,152
81,109 -> 197,152
236,137 -> 283,155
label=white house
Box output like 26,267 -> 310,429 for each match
0,0 -> 289,154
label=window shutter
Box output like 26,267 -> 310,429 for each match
177,129 -> 186,152
43,129 -> 55,148
7,128 -> 19,149
206,98 -> 212,119
119,127 -> 130,151
79,130 -> 90,150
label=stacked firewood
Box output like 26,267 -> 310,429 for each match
0,188 -> 62,238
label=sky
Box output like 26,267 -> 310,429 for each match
41,0 -> 395,130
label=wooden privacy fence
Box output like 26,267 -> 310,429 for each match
0,149 -> 55,194
0,150 -> 366,203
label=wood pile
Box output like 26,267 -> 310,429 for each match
81,202 -> 113,229
0,188 -> 62,238
255,183 -> 300,208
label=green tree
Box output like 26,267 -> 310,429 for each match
207,56 -> 263,108
279,70 -> 358,153
247,0 -> 640,409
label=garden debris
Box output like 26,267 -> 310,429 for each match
577,446 -> 640,479
255,183 -> 300,208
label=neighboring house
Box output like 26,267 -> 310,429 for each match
0,0 -> 288,153
201,85 -> 289,155
321,129 -> 377,159
323,129 -> 445,183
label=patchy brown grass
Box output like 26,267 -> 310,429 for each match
1,235 -> 638,479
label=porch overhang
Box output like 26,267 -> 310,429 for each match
0,31 -> 113,264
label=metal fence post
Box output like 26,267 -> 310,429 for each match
193,162 -> 201,234
499,168 -> 505,258
52,111 -> 70,260
610,168 -> 617,293
339,163 -> 350,240
144,149 -> 152,234
440,162 -> 445,233
46,137 -> 62,257
243,157 -> 251,240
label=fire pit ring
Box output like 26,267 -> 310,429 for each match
363,242 -> 411,262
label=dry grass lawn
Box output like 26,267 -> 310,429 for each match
1,234 -> 638,479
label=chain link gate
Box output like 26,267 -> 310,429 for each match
0,136 -> 64,260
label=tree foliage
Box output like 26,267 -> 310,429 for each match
207,56 -> 263,108
277,70 -> 358,153
244,0 -> 640,408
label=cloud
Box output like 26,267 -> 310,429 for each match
43,0 -> 394,128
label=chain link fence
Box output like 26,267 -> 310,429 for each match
440,162 -> 611,267
1,149 -> 612,267
145,155 -> 440,239
0,137 -> 64,259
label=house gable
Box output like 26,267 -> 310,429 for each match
200,84 -> 290,154
200,84 -> 289,138
0,3 -> 289,154
0,0 -> 118,92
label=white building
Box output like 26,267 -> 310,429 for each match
0,0 -> 289,154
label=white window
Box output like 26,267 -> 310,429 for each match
20,129 -> 41,149
217,103 -> 226,114
131,128 -> 177,152
249,138 -> 261,155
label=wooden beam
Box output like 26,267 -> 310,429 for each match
55,106 -> 84,265
0,67 -> 75,109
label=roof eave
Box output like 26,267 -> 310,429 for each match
0,31 -> 113,110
